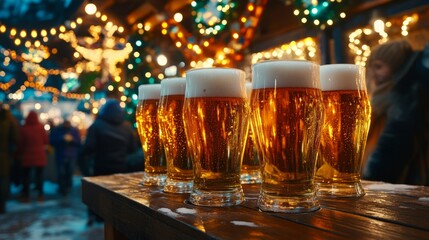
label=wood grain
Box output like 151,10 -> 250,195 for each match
82,173 -> 429,240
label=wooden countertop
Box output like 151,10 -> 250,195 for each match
82,172 -> 429,240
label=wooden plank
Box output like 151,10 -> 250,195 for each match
240,184 -> 429,240
82,174 -> 342,240
319,190 -> 429,231
82,173 -> 429,240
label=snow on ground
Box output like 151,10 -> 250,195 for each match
0,176 -> 103,240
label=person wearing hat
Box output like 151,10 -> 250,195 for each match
363,39 -> 429,186
80,99 -> 137,225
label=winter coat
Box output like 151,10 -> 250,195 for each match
0,108 -> 19,177
50,124 -> 81,162
81,100 -> 137,175
19,111 -> 49,167
363,50 -> 429,185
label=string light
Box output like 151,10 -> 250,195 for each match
85,3 -> 97,15
293,0 -> 351,29
251,37 -> 319,64
0,2 -> 128,100
348,14 -> 418,66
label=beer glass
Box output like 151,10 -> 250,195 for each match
241,82 -> 261,184
251,60 -> 323,213
183,68 -> 249,207
136,84 -> 167,186
315,64 -> 371,197
158,77 -> 193,193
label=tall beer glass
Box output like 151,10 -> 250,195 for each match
251,61 -> 323,213
183,68 -> 249,206
316,64 -> 371,197
158,77 -> 193,193
136,84 -> 167,186
241,82 -> 261,184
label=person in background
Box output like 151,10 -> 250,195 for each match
80,99 -> 137,225
18,111 -> 49,202
0,103 -> 19,214
363,39 -> 429,186
50,119 -> 81,196
81,99 -> 137,175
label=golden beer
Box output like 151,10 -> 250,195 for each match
184,68 -> 248,206
316,64 -> 370,197
241,124 -> 261,184
158,91 -> 193,193
241,82 -> 261,184
252,60 -> 322,213
136,84 -> 166,186
184,97 -> 248,190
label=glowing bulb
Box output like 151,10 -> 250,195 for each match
85,3 -> 97,15
157,54 -> 168,66
174,13 -> 183,23
373,19 -> 385,33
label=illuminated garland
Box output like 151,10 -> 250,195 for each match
155,0 -> 266,67
293,0 -> 352,29
251,37 -> 319,64
0,18 -> 84,47
0,79 -> 15,91
191,0 -> 237,36
1,5 -> 128,101
348,14 -> 418,66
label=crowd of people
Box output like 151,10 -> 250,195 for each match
0,99 -> 143,218
0,39 -> 428,217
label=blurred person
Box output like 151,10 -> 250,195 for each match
80,99 -> 137,225
18,111 -> 49,202
81,99 -> 137,175
50,119 -> 81,196
363,39 -> 429,185
0,103 -> 19,214
43,119 -> 56,184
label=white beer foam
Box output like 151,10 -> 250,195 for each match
138,84 -> 161,100
185,68 -> 246,98
252,60 -> 320,89
160,77 -> 186,96
320,64 -> 366,91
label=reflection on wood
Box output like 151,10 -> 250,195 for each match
82,173 -> 429,240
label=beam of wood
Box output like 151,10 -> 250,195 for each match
126,2 -> 157,25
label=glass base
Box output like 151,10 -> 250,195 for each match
189,188 -> 244,207
316,181 -> 365,198
163,178 -> 193,193
240,170 -> 262,184
258,190 -> 320,213
140,172 -> 167,187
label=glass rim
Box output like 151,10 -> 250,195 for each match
185,67 -> 245,75
320,63 -> 364,70
252,59 -> 318,67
